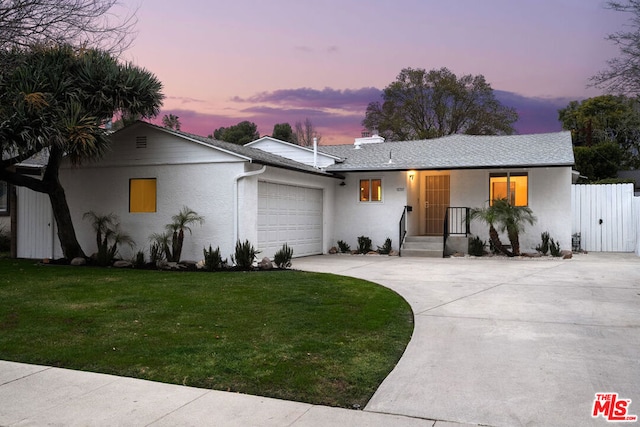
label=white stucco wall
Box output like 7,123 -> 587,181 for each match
450,167 -> 573,253
60,161 -> 245,262
332,171 -> 408,251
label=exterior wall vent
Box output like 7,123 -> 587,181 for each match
136,136 -> 147,149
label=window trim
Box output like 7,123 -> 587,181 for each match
359,178 -> 383,203
129,178 -> 157,213
489,172 -> 528,206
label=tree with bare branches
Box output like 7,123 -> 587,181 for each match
294,118 -> 322,147
0,0 -> 136,53
592,1 -> 640,94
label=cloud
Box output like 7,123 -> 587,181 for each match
232,87 -> 381,111
495,91 -> 575,134
158,87 -> 579,145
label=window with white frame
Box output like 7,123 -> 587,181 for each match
360,178 -> 382,202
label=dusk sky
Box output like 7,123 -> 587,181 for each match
119,0 -> 628,144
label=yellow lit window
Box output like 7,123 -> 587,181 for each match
130,178 -> 156,213
490,173 -> 528,206
360,179 -> 382,202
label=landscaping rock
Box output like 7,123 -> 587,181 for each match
258,257 -> 273,270
195,260 -> 206,270
451,252 -> 464,257
389,250 -> 399,256
113,260 -> 132,268
562,251 -> 573,259
328,246 -> 338,254
70,257 -> 86,266
366,251 -> 379,255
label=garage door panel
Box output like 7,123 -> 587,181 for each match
258,182 -> 323,258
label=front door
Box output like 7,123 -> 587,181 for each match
424,174 -> 450,235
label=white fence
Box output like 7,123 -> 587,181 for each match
571,183 -> 639,254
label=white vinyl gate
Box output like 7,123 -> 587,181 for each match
571,183 -> 638,252
16,186 -> 56,259
257,181 -> 323,258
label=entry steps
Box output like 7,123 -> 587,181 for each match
400,235 -> 443,258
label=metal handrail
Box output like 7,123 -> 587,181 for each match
443,207 -> 470,257
399,206 -> 408,257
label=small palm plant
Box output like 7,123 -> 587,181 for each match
83,211 -> 135,266
469,202 -> 512,256
493,198 -> 536,256
166,206 -> 204,262
470,199 -> 536,257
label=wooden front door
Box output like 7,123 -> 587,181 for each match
424,175 -> 450,235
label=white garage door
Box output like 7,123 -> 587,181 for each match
258,181 -> 323,258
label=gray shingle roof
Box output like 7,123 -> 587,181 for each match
319,132 -> 575,171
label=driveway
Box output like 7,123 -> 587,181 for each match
293,253 -> 640,426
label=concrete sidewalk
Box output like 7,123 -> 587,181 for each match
1,252 -> 638,426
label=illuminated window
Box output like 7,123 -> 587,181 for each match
490,173 -> 528,206
360,178 -> 382,202
0,181 -> 8,215
130,178 -> 156,213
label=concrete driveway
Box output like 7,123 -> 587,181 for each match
293,253 -> 640,426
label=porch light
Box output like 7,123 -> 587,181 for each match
408,171 -> 415,182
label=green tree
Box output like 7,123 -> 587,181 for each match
558,95 -> 640,170
592,1 -> 640,94
272,123 -> 294,142
166,206 -> 204,262
573,143 -> 622,182
0,45 -> 163,259
210,121 -> 259,145
162,113 -> 181,131
363,67 -> 518,141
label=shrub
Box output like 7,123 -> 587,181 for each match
149,241 -> 163,264
232,239 -> 259,270
377,238 -> 392,255
337,240 -> 351,253
549,238 -> 562,257
203,245 -> 224,271
274,243 -> 293,269
134,250 -> 146,268
0,225 -> 9,252
468,236 -> 486,257
536,231 -> 550,255
357,236 -> 372,254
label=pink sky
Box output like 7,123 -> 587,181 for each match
120,0 -> 627,144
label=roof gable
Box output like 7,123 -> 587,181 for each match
246,137 -> 341,168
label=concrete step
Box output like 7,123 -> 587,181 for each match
401,236 -> 444,257
400,248 -> 443,258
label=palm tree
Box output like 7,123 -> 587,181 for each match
469,202 -> 513,256
492,198 -> 537,256
162,113 -> 181,130
469,199 -> 537,257
165,206 -> 204,262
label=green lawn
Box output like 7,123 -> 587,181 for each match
0,259 -> 413,408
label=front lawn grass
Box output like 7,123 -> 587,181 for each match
0,259 -> 413,408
